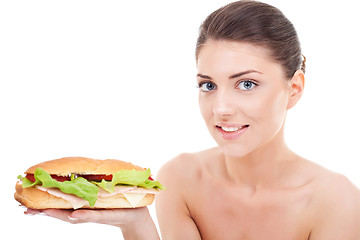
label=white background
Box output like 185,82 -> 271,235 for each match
1,0 -> 359,239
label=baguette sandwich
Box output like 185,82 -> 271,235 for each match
15,157 -> 165,209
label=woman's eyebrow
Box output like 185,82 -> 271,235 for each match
197,70 -> 262,80
229,70 -> 262,79
196,73 -> 212,79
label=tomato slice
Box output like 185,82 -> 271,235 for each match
80,174 -> 155,181
25,174 -> 155,183
25,174 -> 36,182
25,174 -> 70,182
79,174 -> 113,181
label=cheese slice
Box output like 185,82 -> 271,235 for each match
123,193 -> 147,208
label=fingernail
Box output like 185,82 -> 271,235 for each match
24,212 -> 35,216
24,209 -> 39,215
36,211 -> 48,216
68,216 -> 79,221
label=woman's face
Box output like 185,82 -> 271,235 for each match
197,40 -> 292,158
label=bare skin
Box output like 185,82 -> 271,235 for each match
156,146 -> 360,239
155,41 -> 360,239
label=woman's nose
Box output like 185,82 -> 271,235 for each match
213,90 -> 236,117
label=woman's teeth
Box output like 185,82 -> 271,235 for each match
219,125 -> 249,132
221,126 -> 239,132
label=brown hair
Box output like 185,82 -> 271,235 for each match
196,0 -> 306,79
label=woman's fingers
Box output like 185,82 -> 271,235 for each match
27,207 -> 149,227
71,207 -> 148,226
24,208 -> 83,223
24,208 -> 41,215
71,209 -> 121,225
43,209 -> 84,224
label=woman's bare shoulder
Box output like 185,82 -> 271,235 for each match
316,170 -> 360,204
157,147 -> 215,170
288,157 -> 360,209
305,160 -> 360,238
156,147 -> 220,184
302,159 -> 360,215
305,160 -> 359,197
155,150 -> 215,239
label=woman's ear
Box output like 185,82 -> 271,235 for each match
287,69 -> 305,110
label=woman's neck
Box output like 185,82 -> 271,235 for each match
223,127 -> 297,192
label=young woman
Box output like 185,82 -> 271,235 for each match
30,1 -> 360,239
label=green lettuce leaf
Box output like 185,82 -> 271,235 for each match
138,179 -> 165,189
21,168 -> 98,206
95,168 -> 166,192
19,167 -> 165,206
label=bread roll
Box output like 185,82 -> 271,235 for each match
25,157 -> 145,176
15,157 -> 157,209
15,183 -> 155,209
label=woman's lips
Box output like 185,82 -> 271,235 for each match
216,124 -> 249,140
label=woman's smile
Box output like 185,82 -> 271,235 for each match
215,123 -> 250,140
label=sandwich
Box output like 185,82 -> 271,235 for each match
15,157 -> 165,209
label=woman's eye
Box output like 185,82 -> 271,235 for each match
238,80 -> 257,91
199,82 -> 216,92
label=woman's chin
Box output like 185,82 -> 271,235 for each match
220,144 -> 251,159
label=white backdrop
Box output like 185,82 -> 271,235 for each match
1,0 -> 359,239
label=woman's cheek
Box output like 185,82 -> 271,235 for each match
253,92 -> 288,137
199,97 -> 214,122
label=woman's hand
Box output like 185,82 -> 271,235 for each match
25,207 -> 160,240
43,207 -> 147,226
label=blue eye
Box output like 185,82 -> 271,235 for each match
238,80 -> 257,90
198,81 -> 216,92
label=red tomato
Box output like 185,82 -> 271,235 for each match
25,173 -> 155,183
79,175 -> 154,181
79,174 -> 113,181
51,175 -> 71,182
25,174 -> 36,182
25,174 -> 70,182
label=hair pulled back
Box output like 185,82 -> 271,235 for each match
196,0 -> 305,79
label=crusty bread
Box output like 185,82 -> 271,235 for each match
15,183 -> 155,209
16,157 -> 156,209
25,157 -> 145,176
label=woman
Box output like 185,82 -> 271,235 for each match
30,1 -> 360,239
